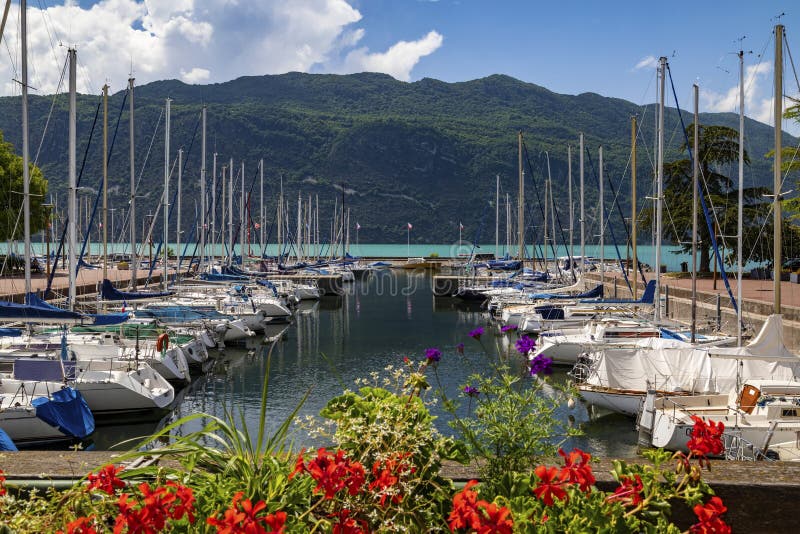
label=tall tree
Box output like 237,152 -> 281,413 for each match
643,123 -> 772,272
0,130 -> 49,241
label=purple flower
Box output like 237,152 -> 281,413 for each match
515,335 -> 536,354
529,354 -> 553,377
501,324 -> 517,332
463,385 -> 480,397
469,327 -> 484,340
456,343 -> 465,354
425,348 -> 442,362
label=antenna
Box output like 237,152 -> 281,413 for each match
772,12 -> 786,22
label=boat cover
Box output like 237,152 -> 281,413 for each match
529,284 -> 603,300
199,272 -> 249,282
26,292 -> 129,325
584,324 -> 800,395
32,387 -> 95,439
0,328 -> 22,337
0,298 -> 84,323
0,429 -> 18,451
100,279 -> 174,300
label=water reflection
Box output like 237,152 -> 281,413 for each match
90,271 -> 636,457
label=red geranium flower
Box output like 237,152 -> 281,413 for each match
298,448 -> 366,499
476,501 -> 513,534
207,491 -> 283,534
606,474 -> 644,507
558,448 -> 595,493
0,469 -> 6,496
58,516 -> 97,534
87,464 -> 125,495
532,465 -> 568,506
690,496 -> 731,533
331,509 -> 368,534
369,452 -> 414,506
449,480 -> 482,531
687,416 -> 725,458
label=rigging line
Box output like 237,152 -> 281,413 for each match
33,53 -> 67,166
35,0 -> 61,74
520,142 -> 566,279
583,146 -> 634,296
117,103 -> 164,261
605,163 -> 648,287
784,32 -> 800,94
666,63 -> 738,316
45,93 -> 102,296
145,112 -> 201,285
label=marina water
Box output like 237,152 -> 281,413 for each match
91,270 -> 638,457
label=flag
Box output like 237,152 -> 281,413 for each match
356,222 -> 361,230
121,300 -> 127,313
407,223 -> 413,230
459,222 -> 464,230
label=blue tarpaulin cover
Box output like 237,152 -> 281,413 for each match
100,279 -> 174,301
0,429 -> 18,451
31,387 -> 95,439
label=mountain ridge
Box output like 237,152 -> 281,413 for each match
0,72 -> 792,246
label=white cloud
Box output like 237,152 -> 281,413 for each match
633,55 -> 658,71
0,0 -> 441,97
341,31 -> 444,81
703,62 -> 775,124
180,67 -> 210,83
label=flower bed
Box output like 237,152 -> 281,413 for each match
0,327 -> 731,533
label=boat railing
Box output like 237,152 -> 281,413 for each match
724,431 -> 775,462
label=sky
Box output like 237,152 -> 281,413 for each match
1,0 -> 800,130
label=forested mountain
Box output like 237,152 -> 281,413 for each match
0,72 -> 792,246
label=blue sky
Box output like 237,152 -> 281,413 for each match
3,1 -> 799,126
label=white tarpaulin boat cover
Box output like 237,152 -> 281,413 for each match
585,315 -> 800,394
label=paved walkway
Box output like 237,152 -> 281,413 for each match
602,271 -> 800,309
0,265 -> 171,300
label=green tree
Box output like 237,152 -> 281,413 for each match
643,123 -> 771,272
0,130 -> 49,241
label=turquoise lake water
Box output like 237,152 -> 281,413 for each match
2,242 -> 766,273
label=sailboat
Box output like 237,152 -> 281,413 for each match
639,25 -> 800,460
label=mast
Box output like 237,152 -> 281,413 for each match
102,84 -> 108,282
128,77 -> 136,289
240,161 -> 245,265
579,133 -> 585,276
774,24 -> 783,314
21,0 -> 31,296
631,116 -> 637,299
68,48 -> 77,309
568,146 -> 573,262
163,98 -> 171,288
200,107 -> 206,273
599,146 -> 605,288
691,84 -> 699,343
737,49 -> 745,345
211,152 -> 217,268
176,148 -> 182,282
278,176 -> 283,260
228,159 -> 233,265
495,175 -> 500,258
517,132 -> 525,261
297,193 -> 302,262
655,56 -> 666,322
259,158 -> 264,256
543,153 -> 549,272
505,193 -> 511,254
